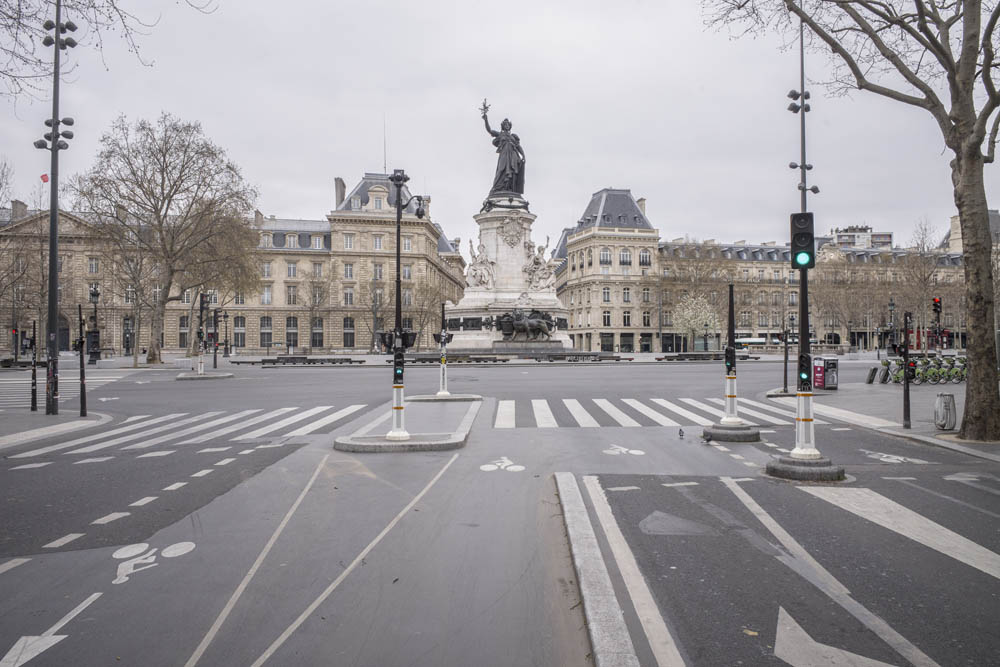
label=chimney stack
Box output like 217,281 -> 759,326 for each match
636,197 -> 646,215
335,177 -> 346,208
11,199 -> 27,220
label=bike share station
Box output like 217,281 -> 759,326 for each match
811,356 -> 839,390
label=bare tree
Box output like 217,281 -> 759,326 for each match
71,113 -> 257,364
410,279 -> 447,352
674,293 -> 721,351
706,1 -> 1000,439
1,0 -> 215,99
304,277 -> 331,353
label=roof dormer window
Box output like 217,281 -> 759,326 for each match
351,196 -> 361,210
374,197 -> 383,210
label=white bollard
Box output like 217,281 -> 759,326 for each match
386,384 -> 409,440
720,375 -> 741,425
437,348 -> 450,397
791,392 -> 820,459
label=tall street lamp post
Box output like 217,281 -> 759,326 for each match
703,323 -> 708,352
888,296 -> 896,353
33,0 -> 78,415
88,284 -> 100,365
223,311 -> 230,357
386,169 -> 424,441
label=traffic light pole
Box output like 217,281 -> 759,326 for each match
437,302 -> 450,397
387,170 -> 409,441
791,267 -> 819,459
722,283 -> 740,424
903,311 -> 912,429
31,321 -> 38,412
78,304 -> 86,417
213,309 -> 219,370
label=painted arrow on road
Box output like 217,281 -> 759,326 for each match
0,593 -> 101,666
774,607 -> 898,667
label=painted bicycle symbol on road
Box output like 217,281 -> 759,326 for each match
480,456 -> 525,472
603,444 -> 645,456
111,541 -> 196,584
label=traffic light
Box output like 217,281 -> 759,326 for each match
393,350 -> 405,384
402,331 -> 417,349
906,360 -> 917,381
932,297 -> 942,315
432,332 -> 454,344
11,327 -> 17,337
790,212 -> 815,269
797,353 -> 811,390
725,346 -> 736,373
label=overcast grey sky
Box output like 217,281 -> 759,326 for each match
1,0 -> 983,254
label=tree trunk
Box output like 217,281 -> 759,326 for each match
953,153 -> 1000,440
147,300 -> 164,364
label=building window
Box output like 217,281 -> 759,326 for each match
623,311 -> 632,327
88,257 -> 99,273
375,288 -> 384,305
262,285 -> 272,305
759,312 -> 768,327
286,316 -> 298,348
124,285 -> 136,304
758,269 -> 765,280
344,263 -> 354,279
619,249 -> 632,265
344,233 -> 354,249
758,291 -> 766,305
600,248 -> 612,265
402,289 -> 413,306
351,196 -> 361,210
402,264 -> 412,280
343,288 -> 354,305
402,236 -> 412,251
343,317 -> 355,347
232,291 -> 244,305
374,197 -> 383,210
642,287 -> 650,303
402,317 -> 414,330
774,270 -> 782,281
789,292 -> 797,306
740,311 -> 751,327
182,290 -> 192,304
286,234 -> 299,249
312,236 -> 323,249
374,263 -> 383,280
312,262 -> 322,278
662,311 -> 673,326
261,262 -> 271,278
602,310 -> 612,327
742,269 -> 749,280
623,287 -> 631,303
287,262 -> 297,278
233,316 -> 246,348
260,233 -> 272,248
260,316 -> 273,348
772,312 -> 781,327
286,285 -> 297,305
639,249 -> 651,266
312,286 -> 323,305
179,316 -> 189,348
642,311 -> 651,327
587,249 -> 593,266
374,235 -> 383,250
210,290 -> 218,305
772,292 -> 781,306
602,287 -> 611,303
311,318 -> 323,348
152,286 -> 162,304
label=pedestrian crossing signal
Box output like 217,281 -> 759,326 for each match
725,346 -> 735,372
393,350 -> 405,383
797,353 -> 811,390
790,212 -> 815,269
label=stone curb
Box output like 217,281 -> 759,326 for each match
554,472 -> 640,667
703,423 -> 761,442
875,427 -> 1000,464
175,372 -> 235,381
333,399 -> 481,453
405,393 -> 482,402
0,411 -> 112,452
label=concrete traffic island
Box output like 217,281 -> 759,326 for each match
334,397 -> 481,452
702,422 -> 761,443
406,393 -> 482,402
766,454 -> 845,482
176,372 -> 234,381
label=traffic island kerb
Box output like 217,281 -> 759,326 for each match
175,372 -> 234,381
766,455 -> 845,482
703,423 -> 761,442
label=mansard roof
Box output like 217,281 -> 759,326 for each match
335,172 -> 422,215
574,188 -> 652,230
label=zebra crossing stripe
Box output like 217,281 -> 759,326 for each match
679,398 -> 758,426
68,413 -> 223,455
119,410 -> 263,450
12,414 -> 178,458
649,399 -> 713,426
179,408 -> 298,444
232,406 -> 333,440
622,399 -> 680,426
495,400 -> 516,428
532,399 -> 558,428
285,404 -> 366,436
705,398 -> 791,425
592,399 -> 640,427
562,399 -> 600,427
773,397 -> 901,429
735,397 -> 829,425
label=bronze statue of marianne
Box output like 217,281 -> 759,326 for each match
480,99 -> 525,196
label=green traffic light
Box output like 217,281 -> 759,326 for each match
794,251 -> 811,266
799,371 -> 808,379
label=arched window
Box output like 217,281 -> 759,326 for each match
587,249 -> 593,266
233,316 -> 246,348
619,248 -> 632,265
599,248 -> 612,265
260,316 -> 273,349
639,249 -> 651,266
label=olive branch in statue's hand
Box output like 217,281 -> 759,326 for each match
479,98 -> 490,118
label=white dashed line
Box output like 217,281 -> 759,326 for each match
743,461 -> 758,467
191,469 -> 213,477
215,458 -> 235,466
711,444 -> 730,452
75,456 -> 114,464
729,454 -> 746,461
137,451 -> 174,458
662,482 -> 699,487
92,512 -> 130,525
43,533 -> 85,548
163,482 -> 187,491
129,496 -> 158,507
777,448 -> 791,453
606,486 -> 641,491
198,447 -> 231,454
831,427 -> 853,431
0,558 -> 31,575
255,444 -> 284,449
10,462 -> 52,470
238,449 -> 255,455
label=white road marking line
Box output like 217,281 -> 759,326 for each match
888,478 -> 1000,519
883,477 -> 917,480
722,477 -> 941,667
742,461 -> 758,467
191,469 -> 213,477
729,454 -> 746,460
0,558 -> 31,576
13,413 -> 186,458
711,444 -> 730,452
760,429 -> 776,433
763,443 -> 778,448
706,398 -> 790,425
583,475 -> 686,667
122,415 -> 150,424
136,451 -> 174,458
92,512 -> 130,525
777,448 -> 791,453
180,408 -> 297,444
803,486 -> 1000,581
531,399 -> 558,428
592,399 -> 640,427
831,427 -> 853,431
284,404 -> 367,436
650,398 -> 713,426
163,482 -> 187,491
42,533 -> 85,548
0,417 -> 117,452
737,397 -> 830,425
74,457 -> 114,464
68,413 -> 220,455
237,449 -> 255,455
773,397 -> 901,429
120,410 -> 262,450
10,462 -> 52,470
198,447 -> 231,454
129,496 -> 157,507
662,481 -> 699,487
215,458 -> 235,466
494,400 -> 516,428
680,398 -> 758,425
232,406 -> 332,440
606,486 -> 641,491
244,453 -> 460,667
255,443 -> 284,449
622,398 -> 680,426
562,399 -> 601,427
